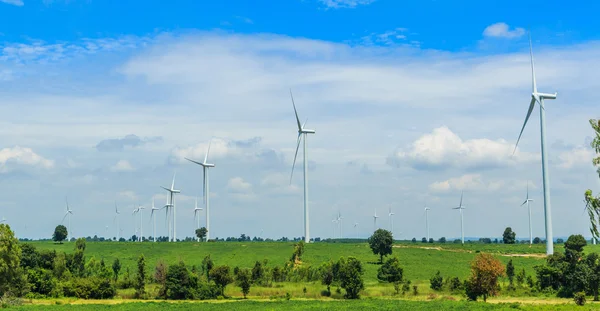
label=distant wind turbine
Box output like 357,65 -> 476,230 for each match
331,217 -> 338,238
521,182 -> 534,245
161,173 -> 181,242
193,197 -> 203,242
373,210 -> 379,232
150,198 -> 160,242
114,202 -> 121,241
424,205 -> 431,242
354,222 -> 358,239
186,139 -> 215,241
452,191 -> 466,244
337,211 -> 343,239
61,197 -> 74,241
289,89 -> 316,243
388,205 -> 395,234
512,33 -> 558,255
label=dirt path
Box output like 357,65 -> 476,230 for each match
393,245 -> 547,258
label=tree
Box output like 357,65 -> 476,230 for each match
235,268 -> 252,298
584,119 -> 600,239
337,257 -> 364,299
154,260 -> 168,299
368,229 -> 393,263
134,255 -> 146,298
377,257 -> 404,294
53,225 -> 68,243
430,271 -> 443,291
319,260 -> 334,295
465,253 -> 505,302
291,241 -> 305,263
421,237 -> 427,243
112,258 -> 121,281
506,259 -> 515,286
209,265 -> 233,296
202,255 -> 214,280
251,260 -> 264,284
502,227 -> 516,244
533,237 -> 542,244
195,227 -> 208,242
0,224 -> 26,296
565,234 -> 587,264
165,261 -> 198,300
439,237 -> 446,243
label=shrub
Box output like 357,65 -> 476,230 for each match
236,268 -> 252,299
574,291 -> 586,306
430,271 -> 443,291
377,257 -> 404,294
63,277 -> 116,299
209,265 -> 233,297
448,277 -> 462,292
165,261 -> 198,300
337,257 -> 364,299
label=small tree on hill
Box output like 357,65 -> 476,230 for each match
112,258 -> 121,281
368,229 -> 393,263
53,225 -> 67,243
503,227 -> 516,244
506,259 -> 515,287
235,268 -> 252,298
430,271 -> 443,291
319,260 -> 334,295
134,255 -> 146,298
565,234 -> 587,264
210,265 -> 233,296
202,255 -> 214,280
195,227 -> 208,242
465,253 -> 505,302
377,257 -> 404,294
338,257 -> 364,299
291,241 -> 305,263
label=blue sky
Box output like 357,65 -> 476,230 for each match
1,0 -> 600,242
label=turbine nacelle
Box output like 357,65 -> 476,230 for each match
300,129 -> 316,134
535,92 -> 557,100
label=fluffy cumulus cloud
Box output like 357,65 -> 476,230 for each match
0,146 -> 54,172
96,134 -> 163,152
429,174 -> 532,192
109,160 -> 134,172
388,127 -> 537,170
558,146 -> 595,169
483,22 -> 526,39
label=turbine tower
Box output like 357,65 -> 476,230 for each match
373,210 -> 379,232
513,33 -> 558,255
150,198 -> 160,242
331,217 -> 338,238
452,191 -> 466,244
289,89 -> 316,243
113,202 -> 120,241
337,211 -> 343,239
161,173 -> 181,242
354,222 -> 358,239
132,206 -> 140,242
161,194 -> 172,242
61,197 -> 74,241
138,204 -> 145,242
424,205 -> 431,242
193,197 -> 203,242
521,182 -> 534,245
388,205 -> 395,233
186,140 -> 214,241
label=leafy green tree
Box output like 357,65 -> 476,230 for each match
533,237 -> 542,244
368,229 -> 393,263
165,261 -> 198,300
565,234 -> 587,265
377,257 -> 404,294
430,271 -> 443,291
506,259 -> 515,286
319,260 -> 334,295
0,224 -> 27,296
251,260 -> 264,284
584,119 -> 600,239
337,257 -> 364,299
154,260 -> 168,299
235,268 -> 252,298
439,237 -> 446,243
53,225 -> 68,243
209,265 -> 233,296
202,255 -> 214,280
112,258 -> 121,281
291,241 -> 305,263
195,227 -> 208,241
516,268 -> 526,287
75,237 -> 86,251
134,255 -> 146,298
502,227 -> 516,244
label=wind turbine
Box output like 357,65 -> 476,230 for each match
512,33 -> 558,255
354,222 -> 358,239
424,205 -> 431,242
150,198 -> 160,242
373,210 -> 379,232
289,90 -> 316,243
185,140 -> 214,241
114,202 -> 120,241
521,182 -> 534,245
193,197 -> 203,242
331,217 -> 338,238
161,173 -> 181,242
61,197 -> 74,241
452,191 -> 466,244
337,211 -> 343,239
388,205 -> 395,234
132,206 -> 140,242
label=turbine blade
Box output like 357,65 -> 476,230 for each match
459,191 -> 463,207
290,133 -> 302,184
61,212 -> 68,224
521,200 -> 528,206
160,186 -> 170,192
513,97 -> 536,155
290,89 -> 302,131
185,157 -> 203,166
204,139 -> 212,164
171,172 -> 176,190
529,32 -> 537,94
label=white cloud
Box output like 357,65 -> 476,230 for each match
483,22 -> 525,39
169,138 -> 236,164
389,127 -> 537,170
227,177 -> 252,193
361,28 -> 413,46
318,0 -> 375,9
429,174 -> 533,193
0,0 -> 23,6
0,146 -> 53,172
109,160 -> 134,172
558,146 -> 595,169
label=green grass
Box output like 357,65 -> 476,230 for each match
9,299 -> 600,310
25,241 -> 548,284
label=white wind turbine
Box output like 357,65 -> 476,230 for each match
289,90 -> 316,243
161,173 -> 181,242
388,205 -> 395,234
114,202 -> 120,241
61,197 -> 74,241
452,191 -> 466,244
424,205 -> 431,242
193,197 -> 203,242
132,206 -> 140,242
331,217 -> 338,238
150,198 -> 160,242
373,210 -> 379,232
512,33 -> 558,255
185,140 -> 214,241
337,211 -> 343,239
521,182 -> 534,245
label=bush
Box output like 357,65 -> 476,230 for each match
377,257 -> 403,294
448,277 -> 462,292
337,257 -> 364,299
165,261 -> 198,300
63,277 -> 116,299
197,282 -> 219,300
430,271 -> 443,291
574,291 -> 586,306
